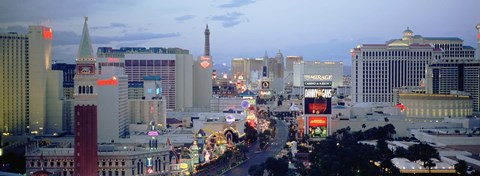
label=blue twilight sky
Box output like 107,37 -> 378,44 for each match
1,0 -> 479,66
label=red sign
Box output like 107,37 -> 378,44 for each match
308,116 -> 327,127
107,57 -> 120,62
97,77 -> 118,86
42,27 -> 52,40
146,166 -> 153,174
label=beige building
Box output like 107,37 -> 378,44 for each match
292,61 -> 343,94
231,57 -> 264,82
1,25 -> 64,135
399,93 -> 473,118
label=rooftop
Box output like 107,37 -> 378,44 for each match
424,37 -> 463,41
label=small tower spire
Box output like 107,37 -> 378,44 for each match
77,16 -> 94,60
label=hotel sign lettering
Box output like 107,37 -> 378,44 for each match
304,75 -> 333,81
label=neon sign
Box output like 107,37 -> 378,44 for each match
308,116 -> 327,127
225,115 -> 235,125
200,56 -> 211,69
106,57 -> 120,62
241,100 -> 250,109
304,75 -> 333,81
42,27 -> 52,40
304,88 -> 332,98
97,77 -> 118,86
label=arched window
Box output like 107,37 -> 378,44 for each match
90,86 -> 93,94
78,86 -> 82,94
82,86 -> 86,94
85,86 -> 89,94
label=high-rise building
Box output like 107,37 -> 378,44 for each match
97,47 -> 193,110
351,28 -> 475,104
231,58 -> 264,82
285,56 -> 303,93
426,60 -> 480,113
73,17 -> 98,175
477,23 -> 480,59
97,66 -> 129,143
1,25 -> 53,135
192,25 -> 213,110
292,61 -> 343,95
51,63 -> 76,134
129,76 -> 167,129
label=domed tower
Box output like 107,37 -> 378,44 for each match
402,27 -> 413,43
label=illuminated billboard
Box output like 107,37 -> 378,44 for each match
259,90 -> 273,99
42,27 -> 52,40
200,56 -> 210,69
146,157 -> 154,174
308,116 -> 328,138
304,87 -> 332,114
97,77 -> 118,86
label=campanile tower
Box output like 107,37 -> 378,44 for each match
73,17 -> 98,176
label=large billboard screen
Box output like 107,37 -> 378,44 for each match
308,116 -> 328,138
304,87 -> 332,114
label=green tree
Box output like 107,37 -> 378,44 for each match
244,122 -> 258,145
455,160 -> 468,175
407,143 -> 440,169
265,157 -> 288,176
380,159 -> 400,175
259,130 -> 271,150
248,163 -> 265,176
235,144 -> 249,159
424,159 -> 436,173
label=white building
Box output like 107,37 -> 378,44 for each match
129,76 -> 167,131
351,28 -> 476,104
97,48 -> 194,111
399,93 -> 473,119
97,67 -> 129,143
25,144 -> 171,176
210,97 -> 244,113
292,61 -> 343,95
0,26 -> 64,135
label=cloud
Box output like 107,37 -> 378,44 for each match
0,1 -> 91,23
218,0 -> 256,8
91,23 -> 128,30
52,30 -> 180,46
211,12 -> 246,28
93,32 -> 180,44
0,25 -> 28,33
175,15 -> 196,23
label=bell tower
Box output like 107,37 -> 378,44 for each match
73,16 -> 98,176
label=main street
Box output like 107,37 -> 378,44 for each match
223,117 -> 288,176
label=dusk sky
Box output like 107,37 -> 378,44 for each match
1,0 -> 479,66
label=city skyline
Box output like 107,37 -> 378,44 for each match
1,0 -> 479,65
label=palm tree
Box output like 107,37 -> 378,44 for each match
425,159 -> 436,173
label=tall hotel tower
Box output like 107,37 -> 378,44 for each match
73,17 -> 98,175
351,28 -> 475,104
193,24 -> 213,109
1,26 -> 52,135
